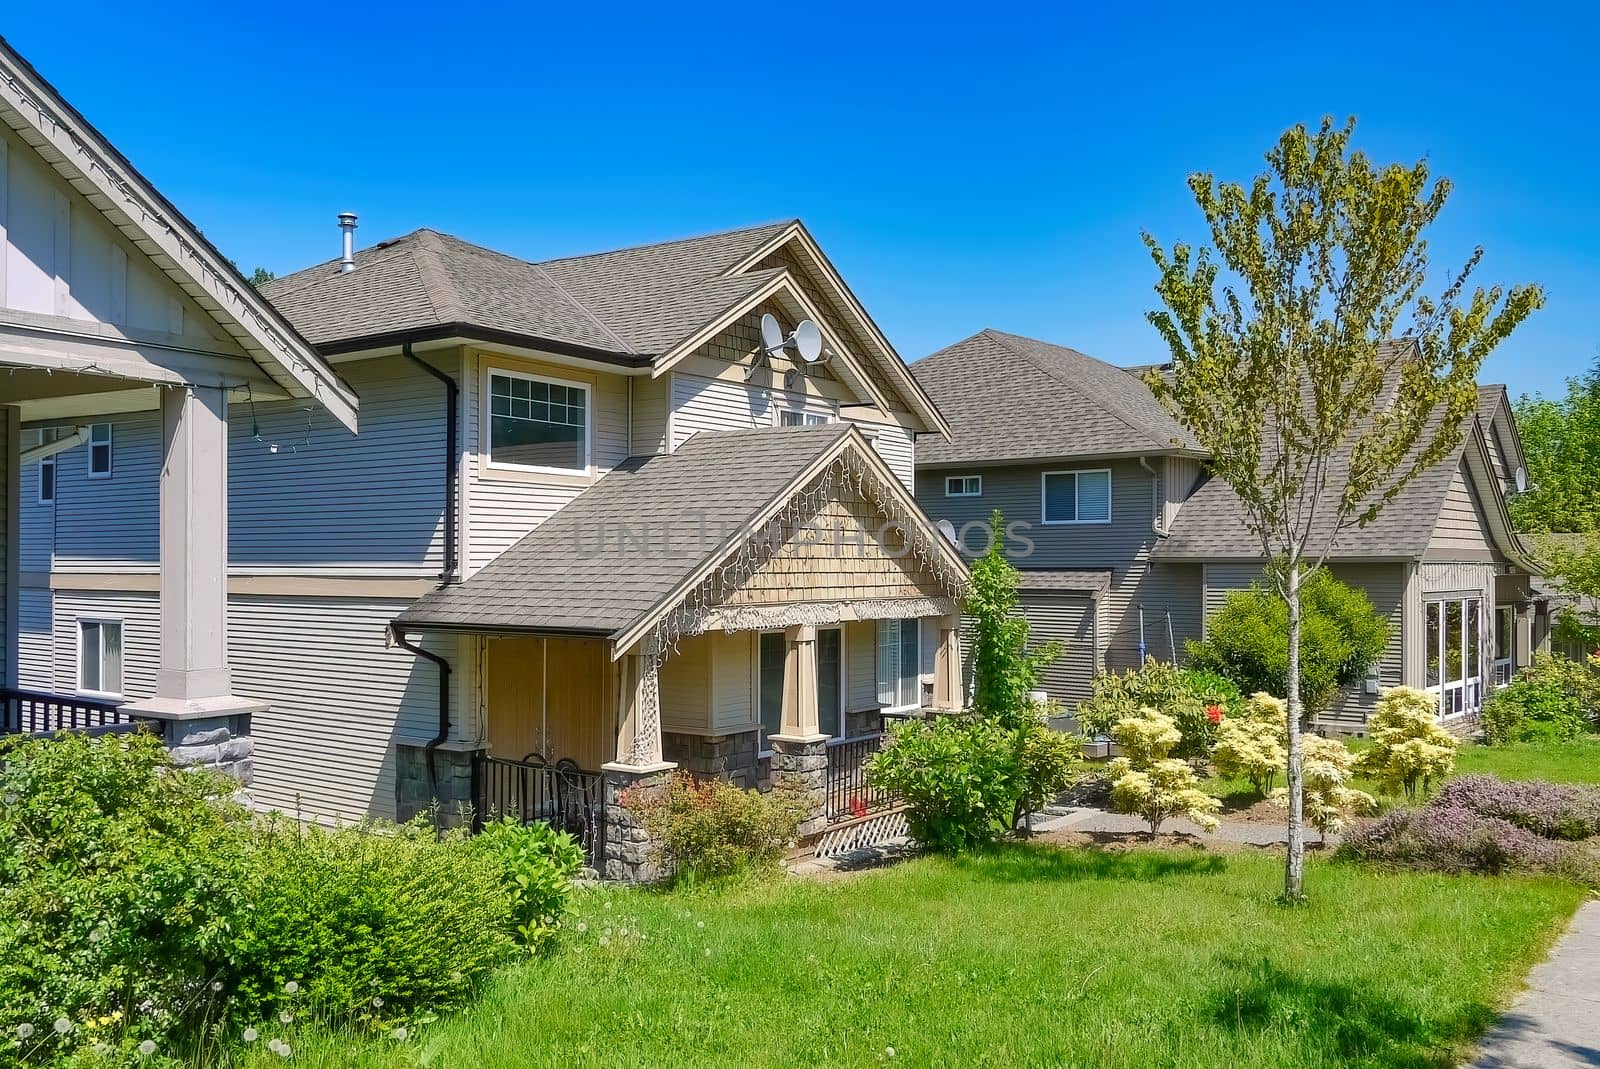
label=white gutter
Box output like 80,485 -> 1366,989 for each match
1139,456 -> 1167,536
19,426 -> 90,465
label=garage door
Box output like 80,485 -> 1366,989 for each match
959,594 -> 1098,709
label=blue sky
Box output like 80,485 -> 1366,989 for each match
7,2 -> 1596,397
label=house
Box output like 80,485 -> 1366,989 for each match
912,328 -> 1547,733
0,37 -> 357,770
15,214 -> 967,877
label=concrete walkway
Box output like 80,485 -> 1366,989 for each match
1468,900 -> 1600,1068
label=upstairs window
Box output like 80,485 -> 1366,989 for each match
1042,469 -> 1111,524
87,423 -> 112,479
777,407 -> 830,427
78,618 -> 123,697
945,475 -> 981,497
487,370 -> 588,472
38,455 -> 56,505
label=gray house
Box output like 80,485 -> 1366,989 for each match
913,329 -> 1547,733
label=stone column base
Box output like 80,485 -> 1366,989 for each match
396,744 -> 479,829
769,734 -> 828,837
119,696 -> 261,786
600,762 -> 676,883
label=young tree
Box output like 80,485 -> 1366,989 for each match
1142,117 -> 1542,900
966,510 -> 1062,728
1511,356 -> 1600,533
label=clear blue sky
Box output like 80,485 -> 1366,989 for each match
8,1 -> 1596,397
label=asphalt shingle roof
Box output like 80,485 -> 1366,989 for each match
912,330 -> 1198,466
260,221 -> 795,358
396,423 -> 854,636
1017,569 -> 1113,595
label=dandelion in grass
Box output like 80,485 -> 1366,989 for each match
598,936 -> 610,947
283,980 -> 299,995
15,1023 -> 34,1040
92,1041 -> 110,1055
268,1039 -> 285,1055
603,901 -> 613,910
885,1046 -> 897,1059
52,1018 -> 71,1035
243,1027 -> 258,1043
279,1010 -> 293,1024
391,1027 -> 409,1041
576,921 -> 588,933
277,1043 -> 292,1058
703,947 -> 711,957
87,928 -> 105,944
371,997 -> 384,1009
137,1039 -> 157,1057
210,980 -> 224,992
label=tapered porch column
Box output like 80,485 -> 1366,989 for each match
779,624 -> 820,738
602,648 -> 676,882
123,385 -> 259,779
770,624 -> 828,836
932,613 -> 963,710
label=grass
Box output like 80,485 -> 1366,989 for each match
244,845 -> 1584,1069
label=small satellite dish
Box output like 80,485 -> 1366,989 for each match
793,320 -> 823,363
1515,466 -> 1528,493
759,313 -> 785,354
936,519 -> 959,545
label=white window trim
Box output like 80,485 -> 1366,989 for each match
945,474 -> 982,498
1040,468 -> 1112,525
772,395 -> 836,427
1424,596 -> 1484,720
37,455 -> 56,505
75,616 -> 124,700
86,423 -> 112,480
483,366 -> 592,476
756,629 -> 785,758
877,618 -> 922,714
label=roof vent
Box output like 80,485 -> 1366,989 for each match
337,212 -> 359,273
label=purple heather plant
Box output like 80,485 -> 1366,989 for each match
1432,775 -> 1600,842
1336,804 -> 1581,878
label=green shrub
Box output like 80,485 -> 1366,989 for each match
868,717 -> 1021,853
470,818 -> 585,953
966,510 -> 1063,726
1355,686 -> 1460,800
1185,571 -> 1390,713
1211,692 -> 1288,795
1078,658 -> 1217,759
1482,652 -> 1600,744
634,773 -> 802,883
1011,718 -> 1085,826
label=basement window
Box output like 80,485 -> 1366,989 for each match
78,618 -> 123,698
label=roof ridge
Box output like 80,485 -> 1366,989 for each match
536,219 -> 797,269
405,231 -> 461,323
530,262 -> 635,355
984,331 -> 1173,451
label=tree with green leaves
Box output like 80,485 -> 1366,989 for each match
1511,356 -> 1600,533
1538,532 -> 1600,650
248,266 -> 277,288
966,510 -> 1062,728
1142,117 -> 1542,900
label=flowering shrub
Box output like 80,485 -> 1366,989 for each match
1481,652 -> 1600,744
1432,775 -> 1600,841
1077,658 -> 1219,759
1210,692 -> 1288,795
868,716 -> 1021,853
633,772 -> 803,883
1336,804 -> 1595,882
1105,708 -> 1220,833
1354,686 -> 1459,800
1271,735 -> 1374,838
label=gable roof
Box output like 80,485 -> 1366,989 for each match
912,330 -> 1199,467
396,423 -> 966,645
0,36 -> 357,429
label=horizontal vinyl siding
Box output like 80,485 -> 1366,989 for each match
845,621 -> 877,712
631,374 -> 670,456
50,590 -> 160,698
1019,594 -> 1097,705
1109,561 -> 1202,669
1420,562 -> 1497,596
1425,462 -> 1496,559
712,632 -> 756,732
856,421 -> 915,491
464,351 -> 631,573
1203,563 -> 1262,620
1,413 -> 8,687
1321,563 -> 1406,727
669,373 -> 837,449
17,588 -> 53,690
17,454 -> 51,571
49,414 -> 161,571
660,637 -> 711,733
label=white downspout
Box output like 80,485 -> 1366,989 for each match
19,426 -> 90,465
1139,456 -> 1166,536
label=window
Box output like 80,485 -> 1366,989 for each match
38,455 -> 56,505
777,408 -> 830,427
818,627 -> 843,739
1041,469 -> 1111,524
1425,596 -> 1483,717
78,619 -> 123,697
758,631 -> 787,750
1494,606 -> 1515,686
87,423 -> 112,479
876,618 -> 921,710
487,370 -> 588,472
945,475 -> 982,497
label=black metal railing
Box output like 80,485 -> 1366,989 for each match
1,687 -> 132,736
826,734 -> 894,822
473,753 -> 606,865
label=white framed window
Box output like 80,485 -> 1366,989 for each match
486,368 -> 589,473
37,455 -> 56,505
1041,468 -> 1111,524
87,423 -> 112,479
77,618 -> 123,698
818,626 -> 844,739
1425,596 -> 1483,718
757,631 -> 787,753
875,618 -> 921,710
776,404 -> 832,427
945,475 -> 982,497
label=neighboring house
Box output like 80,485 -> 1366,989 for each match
913,329 -> 1547,734
16,215 -> 967,874
0,37 -> 356,770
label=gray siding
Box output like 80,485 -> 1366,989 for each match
16,588 -> 51,689
17,448 -> 50,571
1,409 -> 11,686
1019,594 -> 1097,705
1424,461 -> 1497,561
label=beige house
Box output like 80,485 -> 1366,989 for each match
0,36 -> 355,764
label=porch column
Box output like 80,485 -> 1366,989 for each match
123,385 -> 258,781
602,649 -> 676,882
3,405 -> 17,690
932,613 -> 963,710
771,624 -> 827,836
609,651 -> 671,768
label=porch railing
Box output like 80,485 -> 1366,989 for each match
473,753 -> 606,866
1,687 -> 132,736
1492,658 -> 1513,688
826,734 -> 894,822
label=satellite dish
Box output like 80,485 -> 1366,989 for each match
1515,466 -> 1528,493
792,320 -> 823,363
936,519 -> 959,545
759,313 -> 785,354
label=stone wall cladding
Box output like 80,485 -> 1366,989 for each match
769,737 -> 828,837
602,766 -> 675,883
845,708 -> 884,740
395,744 -> 478,828
662,730 -> 760,787
163,714 -> 254,784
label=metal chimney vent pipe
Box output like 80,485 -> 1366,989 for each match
337,212 -> 359,273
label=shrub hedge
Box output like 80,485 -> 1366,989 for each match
1481,652 -> 1600,745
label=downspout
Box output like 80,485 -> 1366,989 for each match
1138,456 -> 1166,536
389,623 -> 455,827
401,340 -> 460,584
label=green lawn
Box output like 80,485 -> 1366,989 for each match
249,845 -> 1583,1069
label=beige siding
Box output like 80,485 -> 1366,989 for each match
1425,461 -> 1497,560
1,409 -> 11,686
853,420 -> 915,490
660,636 -> 712,733
711,631 -> 758,733
630,373 -> 670,456
845,620 -> 877,711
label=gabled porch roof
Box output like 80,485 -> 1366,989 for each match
395,424 -> 969,652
